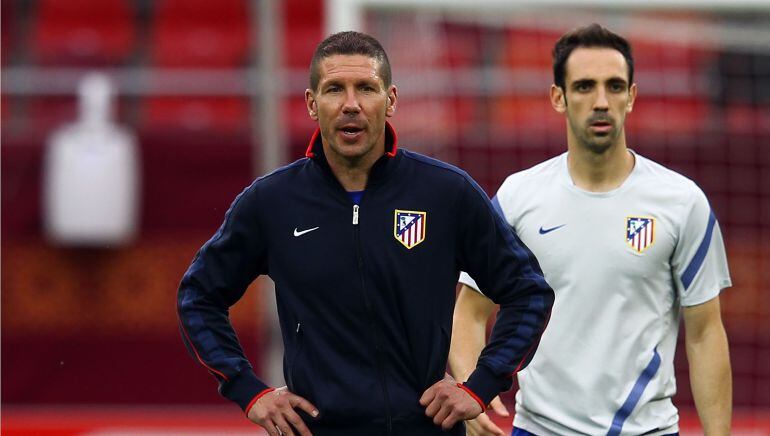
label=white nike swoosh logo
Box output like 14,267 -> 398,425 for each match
293,227 -> 320,237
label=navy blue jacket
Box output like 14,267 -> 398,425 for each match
177,123 -> 553,435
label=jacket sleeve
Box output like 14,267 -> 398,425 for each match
455,177 -> 554,406
177,182 -> 271,411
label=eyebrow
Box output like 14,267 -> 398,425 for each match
571,79 -> 596,87
321,76 -> 381,89
570,77 -> 628,87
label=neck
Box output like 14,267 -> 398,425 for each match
566,138 -> 635,193
328,160 -> 372,191
323,147 -> 383,192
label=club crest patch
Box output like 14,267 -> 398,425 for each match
394,209 -> 427,249
626,216 -> 655,253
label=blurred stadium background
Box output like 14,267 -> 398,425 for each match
2,0 -> 769,434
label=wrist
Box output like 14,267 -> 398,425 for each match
245,387 -> 276,415
457,383 -> 486,412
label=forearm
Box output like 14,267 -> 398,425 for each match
449,287 -> 495,381
463,277 -> 552,405
686,322 -> 732,435
456,182 -> 554,403
178,278 -> 269,410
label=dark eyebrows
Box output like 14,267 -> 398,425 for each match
571,79 -> 596,89
569,76 -> 628,89
320,76 -> 382,91
319,78 -> 342,89
357,76 -> 382,88
607,77 -> 628,87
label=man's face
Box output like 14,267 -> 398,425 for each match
550,47 -> 636,154
305,54 -> 397,167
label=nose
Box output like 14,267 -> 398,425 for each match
593,87 -> 609,112
342,89 -> 360,115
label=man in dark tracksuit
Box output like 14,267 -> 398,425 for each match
177,31 -> 554,436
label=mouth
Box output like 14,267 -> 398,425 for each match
589,119 -> 613,134
337,124 -> 365,141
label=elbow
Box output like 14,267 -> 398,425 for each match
176,274 -> 194,317
176,273 -> 210,321
536,278 -> 555,318
539,287 -> 554,331
542,278 -> 555,304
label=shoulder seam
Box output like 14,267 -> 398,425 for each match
401,151 -> 494,210
256,158 -> 309,183
402,150 -> 470,179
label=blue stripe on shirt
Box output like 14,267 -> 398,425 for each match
607,348 -> 662,436
680,210 -> 716,290
491,196 -> 506,221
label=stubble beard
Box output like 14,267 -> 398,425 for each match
569,115 -> 621,155
327,134 -> 381,171
580,133 -> 614,155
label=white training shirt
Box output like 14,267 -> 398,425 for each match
459,151 -> 731,436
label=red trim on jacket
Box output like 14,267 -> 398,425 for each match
178,320 -> 230,382
305,128 -> 321,157
305,121 -> 399,158
245,387 -> 276,414
513,311 -> 552,373
458,383 -> 487,411
384,121 -> 398,157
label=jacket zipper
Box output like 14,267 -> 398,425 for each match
286,322 -> 303,390
352,204 -> 393,434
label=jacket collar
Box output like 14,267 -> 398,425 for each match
304,121 -> 401,188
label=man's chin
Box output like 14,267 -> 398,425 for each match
583,138 -> 613,154
327,143 -> 376,163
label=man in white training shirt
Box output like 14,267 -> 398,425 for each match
449,24 -> 732,436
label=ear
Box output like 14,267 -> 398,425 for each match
626,83 -> 637,113
550,84 -> 566,114
385,85 -> 398,117
305,89 -> 318,120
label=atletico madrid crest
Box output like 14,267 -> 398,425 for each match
394,209 -> 427,249
626,216 -> 655,253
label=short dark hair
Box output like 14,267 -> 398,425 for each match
552,24 -> 634,89
309,31 -> 392,92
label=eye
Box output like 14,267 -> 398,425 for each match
360,85 -> 376,92
609,82 -> 625,92
326,85 -> 342,93
575,83 -> 591,92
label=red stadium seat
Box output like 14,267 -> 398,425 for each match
439,23 -> 485,67
629,98 -> 708,135
150,0 -> 250,67
502,28 -> 558,69
30,0 -> 136,66
284,0 -> 323,68
632,38 -> 716,72
491,96 -> 562,137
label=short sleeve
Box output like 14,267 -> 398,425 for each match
671,186 -> 732,306
458,271 -> 482,294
